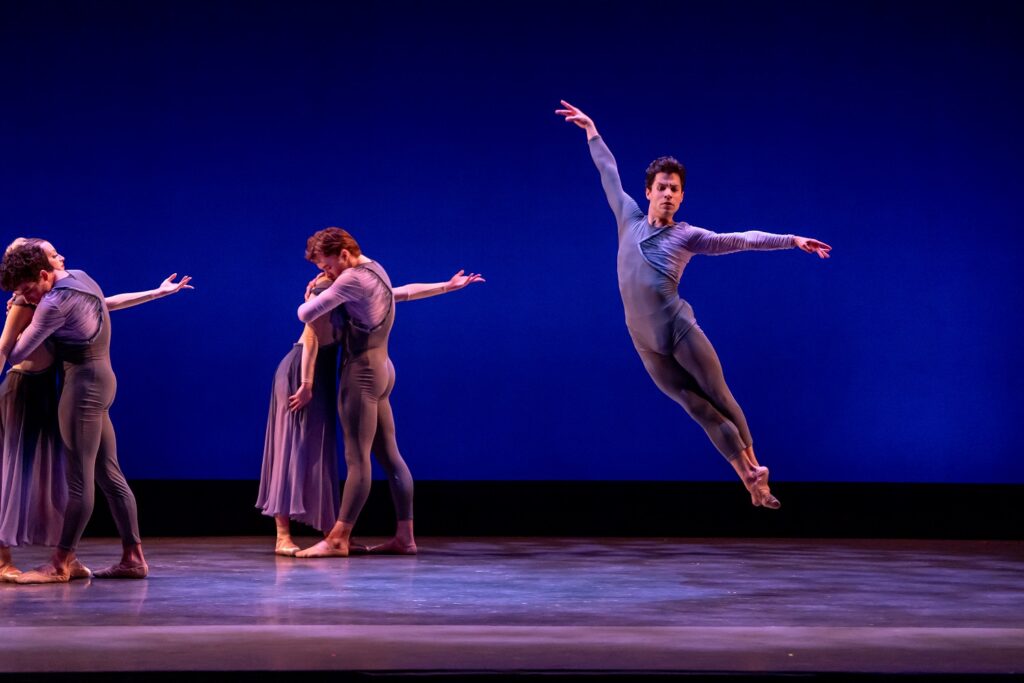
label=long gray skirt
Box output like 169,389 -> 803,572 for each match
256,343 -> 340,533
0,366 -> 66,547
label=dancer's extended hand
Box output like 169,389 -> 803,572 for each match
445,270 -> 485,292
794,237 -> 832,259
157,274 -> 193,296
555,100 -> 598,137
288,384 -> 313,412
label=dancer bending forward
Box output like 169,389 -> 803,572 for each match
557,101 -> 831,508
295,227 -> 482,557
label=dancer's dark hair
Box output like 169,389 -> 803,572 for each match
645,156 -> 687,191
0,242 -> 51,291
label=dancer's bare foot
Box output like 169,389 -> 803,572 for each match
365,537 -> 418,555
275,538 -> 299,557
68,559 -> 93,580
0,563 -> 22,582
295,539 -> 349,558
745,466 -> 781,509
13,563 -> 70,584
94,561 -> 149,579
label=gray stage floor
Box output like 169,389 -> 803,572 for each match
1,537 -> 1022,676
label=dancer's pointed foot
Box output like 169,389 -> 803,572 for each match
0,563 -> 22,582
94,561 -> 149,579
365,537 -> 418,555
746,466 -> 781,509
13,563 -> 70,584
274,538 -> 300,557
68,559 -> 93,580
295,539 -> 349,558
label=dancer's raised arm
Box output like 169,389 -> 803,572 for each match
393,270 -> 485,302
556,100 -> 639,228
105,274 -> 193,311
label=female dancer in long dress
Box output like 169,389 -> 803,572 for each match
293,227 -> 482,557
0,241 -> 191,583
556,101 -> 831,508
257,273 -> 343,555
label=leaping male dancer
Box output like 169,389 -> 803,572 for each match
556,100 -> 831,508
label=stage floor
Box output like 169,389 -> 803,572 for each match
1,537 -> 1022,677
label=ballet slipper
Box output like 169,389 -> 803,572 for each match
274,539 -> 299,557
295,539 -> 348,558
13,563 -> 70,584
0,563 -> 22,582
94,562 -> 149,579
68,559 -> 93,580
365,538 -> 418,555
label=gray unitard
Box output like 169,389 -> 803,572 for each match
297,261 -> 414,524
9,270 -> 141,550
589,136 -> 795,461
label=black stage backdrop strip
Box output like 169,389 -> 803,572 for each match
77,481 -> 1020,540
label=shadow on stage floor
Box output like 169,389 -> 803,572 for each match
2,537 -> 1022,681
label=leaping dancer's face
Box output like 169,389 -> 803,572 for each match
645,172 -> 684,224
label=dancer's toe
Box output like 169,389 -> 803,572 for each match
274,539 -> 299,557
94,562 -> 149,579
0,564 -> 22,582
366,538 -> 418,555
68,559 -> 93,580
13,564 -> 70,584
295,540 -> 348,558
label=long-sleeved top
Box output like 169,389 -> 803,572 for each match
297,263 -> 392,332
588,135 -> 794,354
8,271 -> 104,365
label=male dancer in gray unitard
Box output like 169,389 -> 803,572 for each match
0,242 -> 191,582
557,101 -> 831,508
294,228 -> 481,557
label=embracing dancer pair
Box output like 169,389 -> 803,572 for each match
258,227 -> 483,556
0,239 -> 191,583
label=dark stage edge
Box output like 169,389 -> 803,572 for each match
81,480 -> 1024,540
2,538 -> 1022,682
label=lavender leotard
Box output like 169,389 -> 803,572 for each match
298,261 -> 414,525
588,135 -> 795,460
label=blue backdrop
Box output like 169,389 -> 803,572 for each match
1,1 -> 1020,482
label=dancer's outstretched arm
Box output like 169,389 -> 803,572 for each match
105,274 -> 193,311
393,270 -> 485,302
686,226 -> 832,259
0,300 -> 34,368
556,100 -> 639,227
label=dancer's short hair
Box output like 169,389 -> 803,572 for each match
645,156 -> 687,191
305,227 -> 361,261
0,242 -> 51,291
